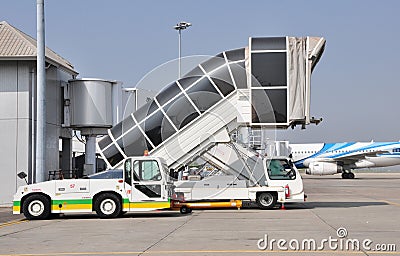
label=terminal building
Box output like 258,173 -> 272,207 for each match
0,21 -> 78,205
0,21 -> 158,205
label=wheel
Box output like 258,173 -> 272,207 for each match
348,172 -> 355,179
94,193 -> 122,218
256,192 -> 277,209
342,172 -> 349,179
22,194 -> 51,220
180,206 -> 192,214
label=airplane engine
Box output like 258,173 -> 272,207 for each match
306,162 -> 343,175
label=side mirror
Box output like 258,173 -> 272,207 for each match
17,171 -> 28,185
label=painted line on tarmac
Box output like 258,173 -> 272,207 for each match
0,219 -> 28,229
381,200 -> 400,207
0,250 -> 399,255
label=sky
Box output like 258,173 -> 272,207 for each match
1,0 -> 400,143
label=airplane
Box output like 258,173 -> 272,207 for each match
289,141 -> 400,179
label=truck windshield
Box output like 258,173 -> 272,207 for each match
267,159 -> 296,180
133,160 -> 162,181
87,169 -> 123,179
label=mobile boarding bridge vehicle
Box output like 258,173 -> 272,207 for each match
13,36 -> 325,219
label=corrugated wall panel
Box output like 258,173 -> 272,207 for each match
17,62 -> 31,119
0,61 -> 17,119
0,120 -> 17,205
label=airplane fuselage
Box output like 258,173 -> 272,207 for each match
289,142 -> 400,178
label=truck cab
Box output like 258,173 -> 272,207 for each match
122,156 -> 173,208
13,156 -> 177,220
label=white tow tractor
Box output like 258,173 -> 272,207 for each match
13,156 -> 183,220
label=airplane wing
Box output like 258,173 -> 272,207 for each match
329,150 -> 391,164
311,150 -> 391,164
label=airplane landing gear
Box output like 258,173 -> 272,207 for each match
342,171 -> 355,179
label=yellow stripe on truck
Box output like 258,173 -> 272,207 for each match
51,204 -> 92,211
130,201 -> 170,209
13,205 -> 20,214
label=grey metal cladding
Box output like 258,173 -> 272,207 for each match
229,62 -> 246,89
111,122 -> 123,140
163,94 -> 199,129
99,48 -> 246,165
200,56 -> 226,73
209,65 -> 235,96
117,126 -> 152,156
139,109 -> 175,147
111,115 -> 136,140
182,66 -> 204,78
98,135 -> 113,150
186,77 -> 222,113
177,76 -> 202,90
103,144 -> 124,167
69,79 -> 113,127
133,100 -> 158,123
155,82 -> 182,106
251,37 -> 286,51
98,36 -> 326,168
225,48 -> 245,62
211,78 -> 234,96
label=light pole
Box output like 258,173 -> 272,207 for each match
36,0 -> 46,182
173,21 -> 191,78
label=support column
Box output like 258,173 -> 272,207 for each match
36,0 -> 46,183
84,135 -> 96,175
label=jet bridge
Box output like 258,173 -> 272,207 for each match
98,36 -> 325,170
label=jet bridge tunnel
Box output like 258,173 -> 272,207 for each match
98,36 -> 326,170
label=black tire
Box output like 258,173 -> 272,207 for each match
348,172 -> 355,179
180,206 -> 192,214
22,194 -> 51,220
342,173 -> 349,179
256,192 -> 277,209
94,193 -> 122,218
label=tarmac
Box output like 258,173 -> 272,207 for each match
0,173 -> 399,256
